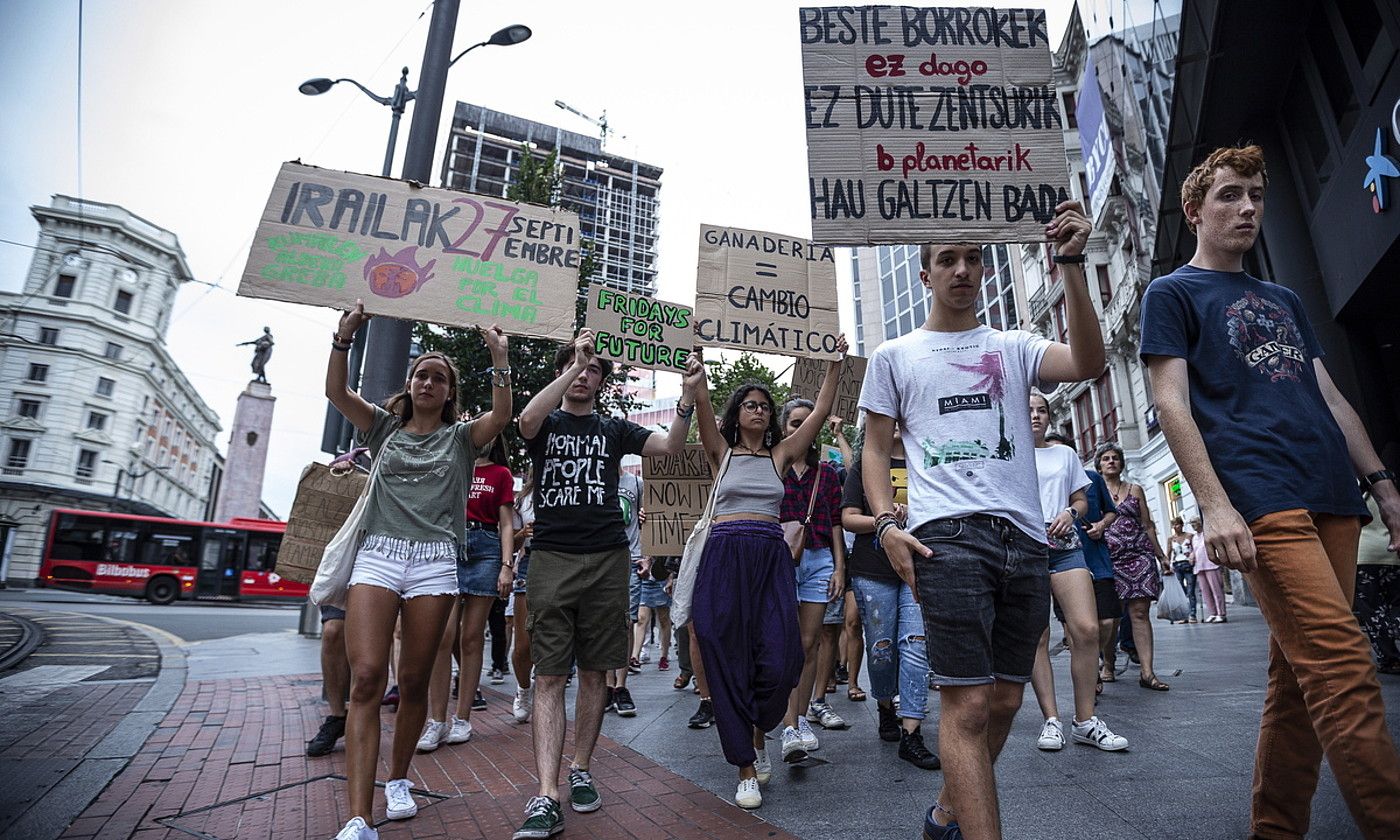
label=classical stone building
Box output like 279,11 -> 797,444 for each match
0,196 -> 220,585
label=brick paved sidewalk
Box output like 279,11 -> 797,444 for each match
60,674 -> 800,840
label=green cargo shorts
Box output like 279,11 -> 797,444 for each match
525,545 -> 630,675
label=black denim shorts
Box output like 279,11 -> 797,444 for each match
912,515 -> 1050,686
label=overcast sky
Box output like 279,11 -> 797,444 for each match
0,0 -> 1171,517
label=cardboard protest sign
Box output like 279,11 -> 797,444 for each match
789,354 -> 869,425
583,284 -> 694,373
238,162 -> 580,341
799,6 -> 1070,244
275,463 -> 367,584
694,224 -> 842,360
642,444 -> 713,556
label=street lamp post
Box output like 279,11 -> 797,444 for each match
300,19 -> 533,453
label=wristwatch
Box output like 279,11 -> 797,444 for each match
1360,469 -> 1397,492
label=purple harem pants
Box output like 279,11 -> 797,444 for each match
692,520 -> 803,767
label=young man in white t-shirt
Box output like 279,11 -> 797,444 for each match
859,201 -> 1105,840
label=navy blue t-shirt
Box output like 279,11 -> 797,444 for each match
1138,265 -> 1366,524
1074,469 -> 1117,580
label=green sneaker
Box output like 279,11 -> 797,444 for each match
568,766 -> 601,813
513,795 -> 563,839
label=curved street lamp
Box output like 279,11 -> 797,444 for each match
298,22 -> 531,457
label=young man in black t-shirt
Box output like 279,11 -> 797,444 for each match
511,330 -> 701,839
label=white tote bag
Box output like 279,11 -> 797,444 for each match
310,455 -> 380,608
670,450 -> 732,630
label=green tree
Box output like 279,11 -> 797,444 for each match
416,145 -> 641,469
698,352 -> 789,428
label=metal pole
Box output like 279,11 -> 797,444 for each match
320,67 -> 415,454
358,0 -> 460,405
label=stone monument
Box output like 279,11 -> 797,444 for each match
214,334 -> 277,521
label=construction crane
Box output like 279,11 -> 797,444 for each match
554,99 -> 626,148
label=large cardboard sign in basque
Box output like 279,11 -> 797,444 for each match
695,224 -> 842,360
800,6 -> 1070,244
642,444 -> 713,556
583,284 -> 694,373
237,162 -> 580,341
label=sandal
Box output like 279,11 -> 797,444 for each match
1139,675 -> 1171,691
847,687 -> 867,702
1099,668 -> 1116,683
673,672 -> 692,690
1096,675 -> 1104,696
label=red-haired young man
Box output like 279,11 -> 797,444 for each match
1140,144 -> 1400,839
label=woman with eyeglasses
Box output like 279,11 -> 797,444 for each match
687,337 -> 848,810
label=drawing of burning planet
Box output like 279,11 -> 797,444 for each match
364,246 -> 437,298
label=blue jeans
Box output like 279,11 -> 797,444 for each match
1174,567 -> 1199,618
851,575 -> 928,720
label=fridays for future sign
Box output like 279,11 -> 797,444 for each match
800,6 -> 1071,244
583,284 -> 695,373
694,224 -> 842,360
237,162 -> 581,341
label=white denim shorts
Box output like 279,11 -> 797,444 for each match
349,534 -> 459,599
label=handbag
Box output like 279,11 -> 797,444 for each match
1157,570 -> 1191,622
782,464 -> 822,563
670,450 -> 732,629
310,453 -> 382,608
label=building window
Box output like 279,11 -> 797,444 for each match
96,377 -> 115,397
1096,264 -> 1113,306
27,363 -> 49,383
76,448 -> 98,480
1052,297 -> 1069,343
39,327 -> 59,345
1094,372 -> 1119,444
1161,473 -> 1185,522
54,274 -> 76,298
115,290 -> 134,315
4,438 -> 31,474
86,411 -> 108,431
17,399 -> 42,419
104,342 -> 123,360
1062,91 -> 1078,128
1073,390 -> 1097,454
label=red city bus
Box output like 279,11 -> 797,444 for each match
38,508 -> 310,605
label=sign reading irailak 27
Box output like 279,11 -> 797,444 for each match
237,162 -> 581,341
799,6 -> 1070,244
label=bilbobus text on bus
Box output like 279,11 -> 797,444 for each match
39,508 -> 307,605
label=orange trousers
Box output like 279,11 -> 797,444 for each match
1245,509 -> 1400,839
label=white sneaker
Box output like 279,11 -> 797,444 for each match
753,741 -> 772,783
780,726 -> 808,763
796,716 -> 820,750
1037,717 -> 1064,751
735,777 -> 762,809
415,719 -> 446,752
446,716 -> 472,744
1072,716 -> 1129,751
332,816 -> 378,840
639,646 -> 651,664
384,778 -> 418,820
808,701 -> 848,730
513,686 -> 533,723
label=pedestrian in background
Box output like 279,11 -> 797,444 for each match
1190,515 -> 1227,623
841,423 -> 939,770
1097,443 -> 1172,691
1028,395 -> 1128,752
1168,516 -> 1198,622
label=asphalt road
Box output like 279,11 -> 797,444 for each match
0,589 -> 300,643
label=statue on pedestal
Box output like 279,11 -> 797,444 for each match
238,327 -> 274,384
